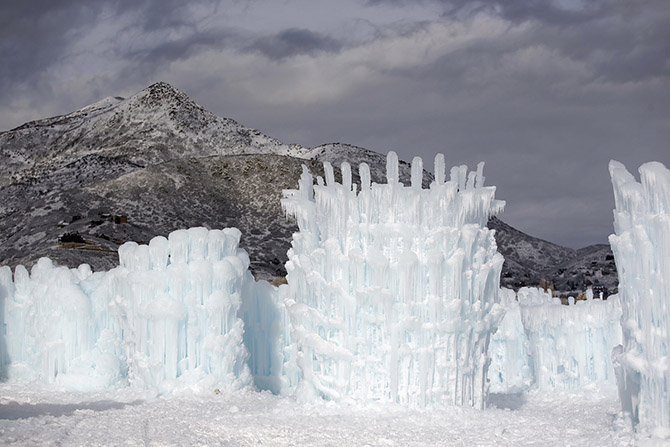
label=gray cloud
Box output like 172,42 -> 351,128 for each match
367,0 -> 670,84
246,28 -> 342,60
125,30 -> 231,67
366,0 -> 610,24
1,0 -> 669,248
0,2 -> 101,93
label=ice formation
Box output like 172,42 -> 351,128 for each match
487,288 -> 534,393
281,152 -> 506,407
518,287 -> 621,390
0,227 -> 255,392
488,287 -> 622,393
609,160 -> 670,436
239,279 -> 296,394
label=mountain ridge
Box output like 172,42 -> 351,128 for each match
0,82 -> 617,293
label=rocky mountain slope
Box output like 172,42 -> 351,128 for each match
0,82 -> 617,293
489,217 -> 617,294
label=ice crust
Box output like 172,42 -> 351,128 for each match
0,227 -> 256,392
609,160 -> 670,436
281,152 -> 506,407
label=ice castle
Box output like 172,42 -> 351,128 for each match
0,152 -> 664,429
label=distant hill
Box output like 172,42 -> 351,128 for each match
489,217 -> 617,294
0,82 -> 617,293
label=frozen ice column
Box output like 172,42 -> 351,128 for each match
609,161 -> 670,436
281,152 -> 506,407
487,288 -> 534,393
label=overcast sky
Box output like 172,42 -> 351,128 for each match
1,0 -> 668,248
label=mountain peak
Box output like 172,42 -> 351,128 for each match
145,81 -> 183,97
133,81 -> 196,110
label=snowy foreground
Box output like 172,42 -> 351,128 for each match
0,383 -> 650,446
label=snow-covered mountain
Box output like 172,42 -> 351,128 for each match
489,217 -> 617,294
0,82 -> 616,291
0,82 -> 315,187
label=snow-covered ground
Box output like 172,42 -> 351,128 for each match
0,383 -> 651,446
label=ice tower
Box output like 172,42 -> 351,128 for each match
281,152 -> 506,407
609,161 -> 670,436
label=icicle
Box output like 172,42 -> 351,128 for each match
411,156 -> 423,189
434,153 -> 445,185
475,162 -> 485,188
386,151 -> 399,184
458,165 -> 467,191
466,171 -> 476,190
341,162 -> 352,191
324,162 -> 335,186
360,163 -> 371,191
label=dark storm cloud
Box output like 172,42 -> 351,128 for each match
0,0 -> 224,99
451,0 -> 607,25
246,28 -> 342,60
366,0 -> 609,24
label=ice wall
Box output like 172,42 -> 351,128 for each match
281,152 -> 506,408
517,287 -> 622,390
488,287 -> 621,394
0,227 -> 255,392
609,160 -> 670,436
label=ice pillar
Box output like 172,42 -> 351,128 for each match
609,160 -> 670,436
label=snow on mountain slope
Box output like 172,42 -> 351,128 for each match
0,82 -> 311,187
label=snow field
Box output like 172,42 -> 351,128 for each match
0,383 -> 640,446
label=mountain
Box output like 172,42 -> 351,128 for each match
489,217 -> 617,294
0,82 -> 617,293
